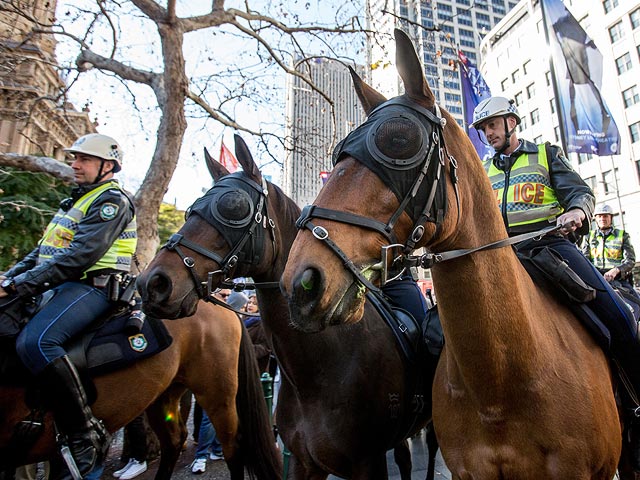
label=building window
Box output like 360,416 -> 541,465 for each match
531,109 -> 540,125
616,53 -> 632,75
501,78 -> 509,91
584,176 -> 597,191
550,99 -> 555,114
515,91 -> 523,106
554,126 -> 561,142
623,86 -> 640,107
609,21 -> 624,43
520,116 -> 528,130
578,153 -> 593,164
630,121 -> 640,142
631,8 -> 640,29
534,135 -> 543,144
602,169 -> 618,193
545,71 -> 552,86
603,0 -> 618,13
526,83 -> 536,99
523,60 -> 531,75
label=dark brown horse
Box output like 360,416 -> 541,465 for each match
0,301 -> 281,480
137,135 -> 437,479
281,29 -> 622,479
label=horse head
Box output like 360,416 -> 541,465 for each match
282,28 -> 489,332
138,135 -> 280,318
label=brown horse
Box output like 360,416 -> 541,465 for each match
0,301 -> 281,480
281,29 -> 622,479
137,135 -> 438,479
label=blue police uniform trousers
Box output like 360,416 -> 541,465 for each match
15,282 -> 112,375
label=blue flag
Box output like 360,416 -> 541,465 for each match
458,51 -> 494,161
541,0 -> 620,155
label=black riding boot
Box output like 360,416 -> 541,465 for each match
40,355 -> 110,479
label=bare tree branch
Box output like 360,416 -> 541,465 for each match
0,154 -> 73,182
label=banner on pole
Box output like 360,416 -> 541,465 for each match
458,50 -> 494,161
541,0 -> 620,155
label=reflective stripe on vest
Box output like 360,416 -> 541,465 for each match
37,181 -> 137,277
589,229 -> 625,270
483,144 -> 563,227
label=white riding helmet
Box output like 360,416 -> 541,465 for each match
470,97 -> 521,129
64,133 -> 123,172
594,204 -> 614,216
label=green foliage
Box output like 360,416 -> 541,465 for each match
0,167 -> 70,271
157,202 -> 185,246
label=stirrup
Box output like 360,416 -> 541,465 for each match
56,433 -> 83,480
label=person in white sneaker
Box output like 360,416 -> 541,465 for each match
113,415 -> 148,479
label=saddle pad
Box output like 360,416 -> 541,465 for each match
366,291 -> 424,365
80,313 -> 173,376
0,314 -> 172,385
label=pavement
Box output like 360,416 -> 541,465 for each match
101,425 -> 452,480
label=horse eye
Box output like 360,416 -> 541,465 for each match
374,118 -> 422,160
215,191 -> 251,221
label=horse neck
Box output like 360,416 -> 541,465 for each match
430,165 -> 544,400
252,190 -> 299,331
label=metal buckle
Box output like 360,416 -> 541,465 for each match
183,257 -> 195,268
312,225 -> 329,240
381,244 -> 407,286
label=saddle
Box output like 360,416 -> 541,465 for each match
366,290 -> 438,448
0,294 -> 173,387
517,246 -> 611,350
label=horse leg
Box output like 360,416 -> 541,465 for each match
425,422 -> 439,480
287,455 -> 329,480
145,384 -> 188,480
393,439 -> 412,480
352,454 -> 389,480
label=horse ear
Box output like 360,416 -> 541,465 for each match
204,147 -> 230,182
348,66 -> 387,115
394,28 -> 434,104
234,134 -> 263,183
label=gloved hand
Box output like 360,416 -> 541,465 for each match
604,267 -> 620,282
556,208 -> 585,236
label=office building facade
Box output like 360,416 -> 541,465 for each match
0,0 -> 95,159
365,0 -> 519,127
479,0 -> 640,241
283,58 -> 365,207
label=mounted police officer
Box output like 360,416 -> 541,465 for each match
582,203 -> 638,292
471,96 -> 640,469
0,133 -> 137,478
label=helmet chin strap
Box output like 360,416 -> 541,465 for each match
92,160 -> 114,184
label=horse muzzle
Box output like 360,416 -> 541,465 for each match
285,266 -> 366,332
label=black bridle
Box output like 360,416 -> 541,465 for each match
295,97 -> 460,293
162,174 -> 279,316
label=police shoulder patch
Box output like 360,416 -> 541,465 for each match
100,203 -> 119,221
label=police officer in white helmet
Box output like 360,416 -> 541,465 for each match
472,97 -> 640,470
0,133 -> 137,479
582,204 -> 638,290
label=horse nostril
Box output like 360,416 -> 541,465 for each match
142,271 -> 173,303
300,269 -> 315,291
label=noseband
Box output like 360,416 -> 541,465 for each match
296,97 -> 460,292
162,173 -> 279,315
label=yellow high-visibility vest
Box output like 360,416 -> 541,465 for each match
37,181 -> 137,277
483,144 -> 563,227
589,229 -> 625,270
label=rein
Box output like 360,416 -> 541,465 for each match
162,175 -> 280,317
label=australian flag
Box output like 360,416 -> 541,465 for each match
458,50 -> 494,161
541,0 -> 620,155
